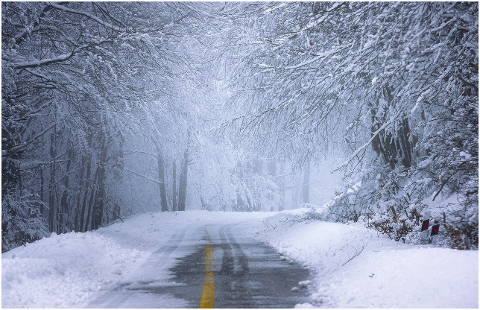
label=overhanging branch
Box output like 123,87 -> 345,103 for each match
48,2 -> 126,32
334,111 -> 400,172
14,51 -> 76,70
126,169 -> 163,185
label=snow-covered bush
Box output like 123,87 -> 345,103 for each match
325,159 -> 477,249
2,195 -> 49,252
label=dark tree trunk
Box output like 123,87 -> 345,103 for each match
59,143 -> 74,233
92,167 -> 105,230
178,147 -> 189,212
156,148 -> 169,212
39,165 -> 45,216
48,130 -> 57,233
74,155 -> 86,232
80,156 -> 92,232
1,125 -> 21,202
152,139 -> 169,212
172,161 -> 178,212
370,85 -> 415,169
302,161 -> 310,204
92,138 -> 107,230
84,165 -> 99,232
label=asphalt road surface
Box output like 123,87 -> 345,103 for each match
88,221 -> 311,308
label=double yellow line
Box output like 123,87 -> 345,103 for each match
200,239 -> 215,308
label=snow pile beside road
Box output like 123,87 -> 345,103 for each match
2,231 -> 148,308
255,209 -> 478,308
1,212 -> 191,308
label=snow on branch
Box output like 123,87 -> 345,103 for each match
284,50 -> 339,70
7,124 -> 56,154
335,112 -> 400,172
13,40 -> 112,70
126,169 -> 163,185
14,4 -> 53,45
13,52 -> 75,70
48,2 -> 125,32
302,2 -> 346,32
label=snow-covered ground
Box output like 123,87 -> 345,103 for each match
2,209 -> 478,308
256,209 -> 478,308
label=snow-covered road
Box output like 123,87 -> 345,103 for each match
2,209 -> 478,308
86,219 -> 310,308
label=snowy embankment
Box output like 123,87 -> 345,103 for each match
255,209 -> 479,308
2,231 -> 146,308
2,209 -> 478,308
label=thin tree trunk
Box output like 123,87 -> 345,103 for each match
172,161 -> 177,212
48,130 -> 57,233
302,161 -> 310,204
156,147 -> 169,212
59,143 -> 73,233
80,157 -> 92,232
79,135 -> 93,232
39,165 -> 45,216
178,146 -> 189,212
93,138 -> 107,229
74,155 -> 86,232
84,165 -> 99,232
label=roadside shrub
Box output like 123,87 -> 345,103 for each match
324,161 -> 478,249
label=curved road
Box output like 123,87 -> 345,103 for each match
88,221 -> 311,308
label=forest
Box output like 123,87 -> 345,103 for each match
2,2 -> 478,251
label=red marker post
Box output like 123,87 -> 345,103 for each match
430,223 -> 440,244
421,220 -> 430,232
420,218 -> 430,243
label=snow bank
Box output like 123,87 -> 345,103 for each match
255,209 -> 479,308
2,231 -> 147,308
330,247 -> 478,308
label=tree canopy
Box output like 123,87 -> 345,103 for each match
2,2 -> 477,251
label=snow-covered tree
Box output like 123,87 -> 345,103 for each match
2,2 -> 196,250
223,2 -> 478,248
2,2 -> 477,251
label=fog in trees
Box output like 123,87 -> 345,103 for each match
2,2 -> 477,251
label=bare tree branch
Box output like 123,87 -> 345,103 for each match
126,169 -> 163,185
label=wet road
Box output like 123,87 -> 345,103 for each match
88,221 -> 311,308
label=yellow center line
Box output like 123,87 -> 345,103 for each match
200,238 -> 215,308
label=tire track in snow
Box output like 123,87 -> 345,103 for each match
86,225 -> 197,308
